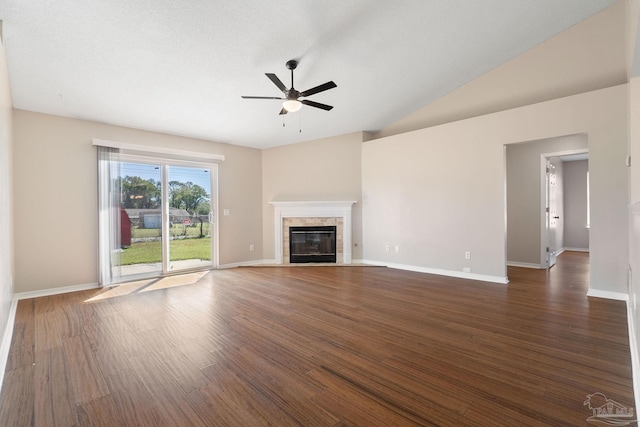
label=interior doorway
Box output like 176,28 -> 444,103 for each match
505,134 -> 589,271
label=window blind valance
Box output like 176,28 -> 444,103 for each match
92,138 -> 225,163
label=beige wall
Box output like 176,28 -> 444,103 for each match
363,84 -> 628,292
374,0 -> 627,140
0,37 -> 14,354
505,135 -> 587,266
12,111 -> 263,293
563,159 -> 590,250
261,132 -> 363,261
632,77 -> 640,202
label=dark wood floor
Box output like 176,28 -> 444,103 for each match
0,252 -> 633,426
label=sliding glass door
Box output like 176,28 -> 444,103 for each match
99,149 -> 217,285
167,165 -> 212,272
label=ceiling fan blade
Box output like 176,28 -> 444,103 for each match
266,73 -> 288,93
300,81 -> 337,97
279,107 -> 288,115
301,99 -> 333,111
241,96 -> 284,99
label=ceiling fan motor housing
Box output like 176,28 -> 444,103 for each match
287,89 -> 301,100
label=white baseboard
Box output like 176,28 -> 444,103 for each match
587,289 -> 628,301
0,298 -> 18,395
218,259 -> 275,269
562,247 -> 589,252
361,260 -> 508,284
14,282 -> 100,301
507,261 -> 544,269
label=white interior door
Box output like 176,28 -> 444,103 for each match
546,160 -> 558,268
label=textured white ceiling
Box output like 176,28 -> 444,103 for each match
0,0 -> 618,148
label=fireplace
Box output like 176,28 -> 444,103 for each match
270,201 -> 356,264
289,226 -> 337,263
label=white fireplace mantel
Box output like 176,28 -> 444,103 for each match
270,201 -> 356,264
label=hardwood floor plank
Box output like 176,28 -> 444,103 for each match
195,363 -> 296,427
155,344 -> 210,394
14,298 -> 34,323
57,304 -> 84,339
33,294 -> 60,315
103,369 -> 164,427
0,365 -> 35,426
109,301 -> 158,333
62,334 -> 110,404
97,314 -> 149,358
151,389 -> 211,427
5,321 -> 34,371
34,347 -> 76,427
128,351 -> 182,398
174,339 -> 224,370
82,321 -> 133,377
204,345 -> 338,425
308,366 -> 452,426
76,394 -> 126,427
0,252 -> 634,426
34,311 -> 62,352
314,349 -> 473,420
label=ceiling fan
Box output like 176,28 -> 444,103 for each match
242,60 -> 337,115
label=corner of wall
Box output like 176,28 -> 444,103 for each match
0,23 -> 16,395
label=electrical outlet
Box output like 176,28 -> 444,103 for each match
385,244 -> 390,252
223,209 -> 230,216
463,267 -> 471,273
249,244 -> 254,252
465,251 -> 471,259
395,246 -> 399,253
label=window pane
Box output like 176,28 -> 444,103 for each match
116,162 -> 164,277
167,165 -> 212,271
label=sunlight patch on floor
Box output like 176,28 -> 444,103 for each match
84,271 -> 209,302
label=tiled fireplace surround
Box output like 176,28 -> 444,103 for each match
270,201 -> 356,264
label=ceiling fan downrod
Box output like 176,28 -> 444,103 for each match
286,60 -> 298,90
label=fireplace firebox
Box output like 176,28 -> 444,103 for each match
289,226 -> 337,263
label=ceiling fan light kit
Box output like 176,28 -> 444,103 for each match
282,99 -> 302,112
242,59 -> 336,115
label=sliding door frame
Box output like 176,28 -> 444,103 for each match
118,153 -> 219,279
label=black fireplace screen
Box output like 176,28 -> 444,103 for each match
289,226 -> 337,263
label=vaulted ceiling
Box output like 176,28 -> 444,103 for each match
0,0 -> 626,148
